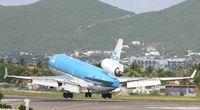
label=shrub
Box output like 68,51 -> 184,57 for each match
18,105 -> 33,110
0,104 -> 11,108
180,92 -> 184,96
0,92 -> 4,101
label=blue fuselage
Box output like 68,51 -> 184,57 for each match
48,54 -> 119,91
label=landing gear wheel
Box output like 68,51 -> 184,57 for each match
85,92 -> 92,98
102,94 -> 106,99
102,93 -> 112,99
88,92 -> 92,97
69,93 -> 73,98
63,92 -> 73,99
107,93 -> 112,99
85,93 -> 88,98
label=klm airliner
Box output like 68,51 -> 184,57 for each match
4,39 -> 197,99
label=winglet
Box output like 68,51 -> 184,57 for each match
191,69 -> 197,78
4,67 -> 8,79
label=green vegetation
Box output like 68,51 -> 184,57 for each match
1,88 -> 200,102
0,0 -> 133,54
0,104 -> 11,109
124,63 -> 200,88
0,92 -> 12,109
0,57 -> 199,91
0,58 -> 52,84
18,105 -> 33,110
0,91 -> 3,101
0,56 -> 199,103
0,0 -> 199,55
124,63 -> 189,78
94,0 -> 200,55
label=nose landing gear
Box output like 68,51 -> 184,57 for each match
85,92 -> 92,98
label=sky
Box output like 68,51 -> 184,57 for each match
0,0 -> 40,6
100,0 -> 186,14
0,0 -> 186,13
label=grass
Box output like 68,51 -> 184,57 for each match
1,88 -> 200,103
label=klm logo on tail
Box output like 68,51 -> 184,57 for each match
111,38 -> 123,62
111,52 -> 120,62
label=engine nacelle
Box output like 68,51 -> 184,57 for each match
101,59 -> 124,77
31,79 -> 61,88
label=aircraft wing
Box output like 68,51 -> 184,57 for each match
4,68 -> 82,93
4,68 -> 71,81
118,70 -> 197,88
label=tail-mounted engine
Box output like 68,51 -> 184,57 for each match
101,59 -> 124,77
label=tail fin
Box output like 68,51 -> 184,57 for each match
111,38 -> 123,62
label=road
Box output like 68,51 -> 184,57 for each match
2,96 -> 200,110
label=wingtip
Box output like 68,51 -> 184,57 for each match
4,67 -> 8,79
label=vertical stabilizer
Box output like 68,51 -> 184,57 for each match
111,38 -> 123,62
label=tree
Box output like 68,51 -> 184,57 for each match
36,60 -> 43,69
0,92 -> 4,101
0,104 -> 11,108
129,63 -> 142,73
157,68 -> 164,75
175,66 -> 184,77
145,66 -> 155,77
19,58 -> 26,66
0,59 -> 4,64
124,63 -> 143,77
193,71 -> 200,90
18,105 -> 33,110
7,59 -> 13,64
32,68 -> 39,74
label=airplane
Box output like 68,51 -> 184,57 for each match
4,38 -> 197,99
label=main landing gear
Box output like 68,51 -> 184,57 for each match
85,92 -> 92,98
63,91 -> 112,99
63,91 -> 73,99
102,93 -> 112,99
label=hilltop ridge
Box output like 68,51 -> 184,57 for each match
0,0 -> 199,55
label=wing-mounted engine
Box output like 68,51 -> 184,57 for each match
31,79 -> 63,88
101,59 -> 124,77
26,79 -> 62,90
63,82 -> 81,93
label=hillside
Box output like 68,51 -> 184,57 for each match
0,0 -> 133,54
0,0 -> 200,55
91,0 -> 200,55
